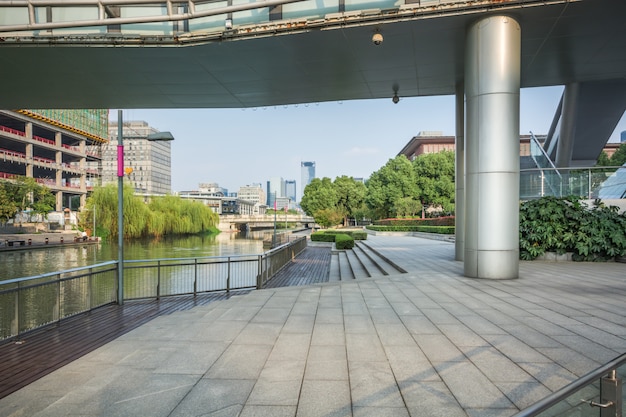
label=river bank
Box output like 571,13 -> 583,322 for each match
0,231 -> 99,252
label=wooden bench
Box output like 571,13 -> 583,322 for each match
7,240 -> 26,247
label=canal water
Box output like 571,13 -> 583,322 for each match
0,231 -> 268,282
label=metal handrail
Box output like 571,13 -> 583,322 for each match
0,0 -> 307,33
512,352 -> 626,417
0,260 -> 118,286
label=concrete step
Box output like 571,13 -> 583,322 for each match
329,252 -> 341,281
352,244 -> 387,277
355,241 -> 407,275
345,249 -> 370,279
337,251 -> 354,280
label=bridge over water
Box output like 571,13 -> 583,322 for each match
1,0 -> 625,279
218,214 -> 315,231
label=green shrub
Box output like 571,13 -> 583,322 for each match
310,231 -> 336,242
366,225 -> 455,234
322,229 -> 367,240
374,217 -> 455,227
519,196 -> 626,261
334,233 -> 354,249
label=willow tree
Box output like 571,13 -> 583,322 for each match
81,185 -> 219,239
82,184 -> 150,239
148,195 -> 218,236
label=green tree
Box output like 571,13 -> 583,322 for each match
596,151 -> 611,166
314,207 -> 344,228
393,197 -> 422,217
333,176 -> 367,226
412,150 -> 455,215
300,177 -> 337,217
0,183 -> 18,224
31,184 -> 55,225
609,143 -> 626,166
365,155 -> 418,219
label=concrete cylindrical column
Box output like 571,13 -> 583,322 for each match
464,15 -> 521,279
455,81 -> 465,262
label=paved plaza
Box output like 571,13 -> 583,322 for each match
1,235 -> 625,417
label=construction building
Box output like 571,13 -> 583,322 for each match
0,109 -> 106,212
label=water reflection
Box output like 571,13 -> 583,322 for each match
0,231 -> 265,281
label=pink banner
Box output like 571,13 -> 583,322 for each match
117,145 -> 124,177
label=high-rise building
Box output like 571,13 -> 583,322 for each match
103,121 -> 171,195
621,130 -> 626,143
267,177 -> 285,207
300,161 -> 315,200
285,179 -> 296,202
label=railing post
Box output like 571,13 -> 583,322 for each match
157,260 -> 161,300
257,255 -> 262,289
193,259 -> 198,296
56,273 -> 61,324
88,267 -> 93,310
13,283 -> 20,339
227,256 -> 231,293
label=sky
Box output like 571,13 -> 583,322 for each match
114,86 -> 626,198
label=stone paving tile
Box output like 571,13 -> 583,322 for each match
297,380 -> 351,417
2,235 -> 625,417
349,361 -> 405,408
169,379 -> 255,417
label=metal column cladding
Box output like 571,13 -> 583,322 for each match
464,15 -> 521,279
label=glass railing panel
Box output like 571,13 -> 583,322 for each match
283,0 -> 338,20
120,5 -> 174,35
50,7 -> 107,35
189,2 -> 229,33
533,383 -> 601,417
514,356 -> 625,417
345,0 -> 400,12
232,0 -> 271,26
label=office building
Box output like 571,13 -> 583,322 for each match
238,184 -> 266,206
104,121 -> 171,196
267,176 -> 284,207
300,161 -> 315,199
285,179 -> 296,202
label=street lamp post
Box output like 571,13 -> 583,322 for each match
117,110 -> 124,305
116,118 -> 175,305
273,192 -> 277,248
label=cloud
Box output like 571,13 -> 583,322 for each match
344,147 -> 379,156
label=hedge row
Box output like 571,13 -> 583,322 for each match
374,216 -> 455,227
335,234 -> 355,250
366,225 -> 455,234
310,230 -> 358,249
322,230 -> 367,240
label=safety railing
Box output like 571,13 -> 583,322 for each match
512,352 -> 625,417
520,166 -> 625,200
0,261 -> 119,341
0,0 -> 535,38
0,236 -> 307,342
528,131 -> 562,197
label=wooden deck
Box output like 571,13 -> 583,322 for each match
0,246 -> 332,400
264,246 -> 331,288
0,290 -> 249,400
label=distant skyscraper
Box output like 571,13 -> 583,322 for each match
621,130 -> 626,143
285,180 -> 296,202
267,177 -> 284,207
301,161 -> 316,200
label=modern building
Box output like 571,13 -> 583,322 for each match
285,179 -> 296,202
103,121 -> 171,196
237,184 -> 266,206
198,182 -> 227,196
0,109 -> 106,212
267,176 -> 284,207
399,131 -> 620,162
300,161 -> 315,199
